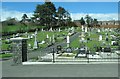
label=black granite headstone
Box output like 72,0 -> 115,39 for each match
104,47 -> 111,52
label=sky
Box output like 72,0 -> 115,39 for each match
1,2 -> 118,21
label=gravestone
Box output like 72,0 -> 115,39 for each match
98,29 -> 100,33
46,34 -> 49,39
78,47 -> 86,54
99,35 -> 102,41
67,35 -> 70,47
105,36 -> 109,41
41,28 -> 44,31
10,37 -> 28,65
57,45 -> 62,54
85,27 -> 87,32
28,43 -> 32,49
113,41 -> 119,46
13,34 -> 15,38
49,37 -> 52,44
104,47 -> 111,52
59,28 -> 61,32
25,32 -> 28,37
33,31 -> 38,49
81,25 -> 84,32
52,35 -> 55,44
66,47 -> 72,53
49,27 -> 53,32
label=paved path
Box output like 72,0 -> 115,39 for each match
2,59 -> 119,77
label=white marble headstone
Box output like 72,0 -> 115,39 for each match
85,27 -> 87,32
98,29 -> 100,32
59,28 -> 61,32
33,34 -> 38,49
99,35 -> 102,41
46,34 -> 49,39
67,35 -> 70,43
82,25 -> 84,31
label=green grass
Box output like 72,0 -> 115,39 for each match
70,38 -> 80,48
1,26 -> 119,53
2,29 -> 69,50
0,54 -> 12,58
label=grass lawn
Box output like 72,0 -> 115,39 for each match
1,26 -> 119,54
0,53 -> 12,58
2,29 -> 69,50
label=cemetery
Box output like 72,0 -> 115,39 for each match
1,1 -> 120,65
1,25 -> 120,64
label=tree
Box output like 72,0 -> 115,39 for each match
93,19 -> 98,26
21,14 -> 28,26
56,6 -> 71,27
33,2 -> 56,29
5,17 -> 17,26
22,14 -> 28,22
80,17 -> 85,25
85,15 -> 93,27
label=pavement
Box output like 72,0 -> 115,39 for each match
1,59 -> 119,77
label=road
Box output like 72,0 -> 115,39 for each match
2,59 -> 119,77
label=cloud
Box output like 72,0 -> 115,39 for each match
1,9 -> 33,21
1,9 -> 118,21
71,13 -> 118,21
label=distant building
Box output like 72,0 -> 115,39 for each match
74,20 -> 119,27
98,20 -> 119,25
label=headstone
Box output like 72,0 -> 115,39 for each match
52,35 -> 55,43
99,35 -> 102,41
28,44 -> 31,47
81,37 -> 85,41
85,27 -> 87,32
57,45 -> 62,53
105,35 -> 109,41
104,47 -> 111,52
59,28 -> 61,32
66,47 -> 72,53
27,35 -> 30,39
16,33 -> 19,37
35,29 -> 38,35
111,41 -> 116,45
67,35 -> 70,47
25,32 -> 28,36
81,25 -> 84,31
13,34 -> 15,38
30,35 -> 33,39
33,32 -> 38,49
46,34 -> 49,39
41,28 -> 44,31
98,29 -> 100,33
49,27 -> 53,31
